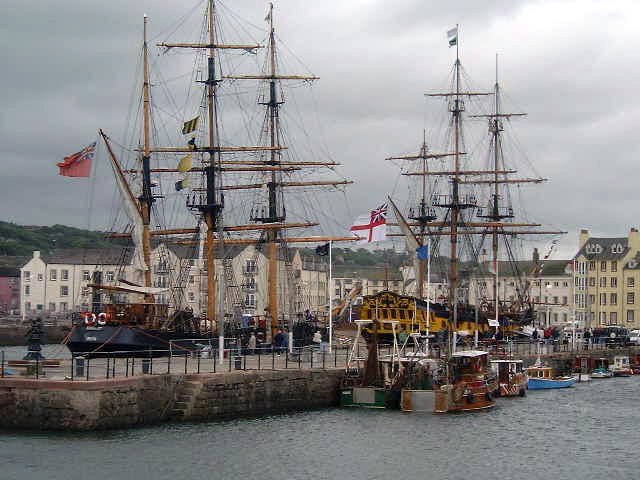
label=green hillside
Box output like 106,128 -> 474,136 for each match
0,221 -> 129,256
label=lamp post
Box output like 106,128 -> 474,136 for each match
546,282 -> 552,327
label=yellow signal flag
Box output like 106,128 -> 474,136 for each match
182,116 -> 199,135
178,154 -> 192,173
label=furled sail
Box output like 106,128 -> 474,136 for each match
108,151 -> 147,272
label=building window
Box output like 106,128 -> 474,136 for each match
49,302 -> 56,312
612,261 -> 617,272
610,293 -> 617,305
589,294 -> 596,305
628,292 -> 635,305
611,277 -> 617,288
562,313 -> 568,322
610,312 -> 617,325
600,293 -> 606,305
24,285 -> 30,296
25,301 -> 31,311
244,294 -> 255,307
50,269 -> 57,281
627,310 -> 634,323
246,260 -> 256,273
628,277 -> 635,288
189,259 -> 196,267
553,296 -> 558,304
562,296 -> 568,305
23,271 -> 30,282
600,261 -> 606,272
588,261 -> 595,271
589,277 -> 595,287
563,281 -> 568,287
60,286 -> 69,297
535,296 -> 540,303
83,270 -> 90,281
600,277 -> 606,288
61,269 -> 69,281
189,275 -> 195,285
106,271 -> 114,282
188,292 -> 195,302
60,302 -> 68,312
600,311 -> 607,324
37,273 -> 43,281
37,304 -> 43,311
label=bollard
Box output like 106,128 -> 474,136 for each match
142,358 -> 151,374
75,357 -> 85,378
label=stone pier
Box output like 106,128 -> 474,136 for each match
0,368 -> 344,431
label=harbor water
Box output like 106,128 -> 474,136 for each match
2,372 -> 640,479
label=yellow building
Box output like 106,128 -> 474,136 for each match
574,228 -> 640,329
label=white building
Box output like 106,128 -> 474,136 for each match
20,245 -> 328,329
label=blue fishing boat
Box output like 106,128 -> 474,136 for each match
527,365 -> 576,389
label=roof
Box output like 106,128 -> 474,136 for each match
41,248 -> 132,266
333,265 -> 402,281
0,256 -> 29,276
575,236 -> 629,261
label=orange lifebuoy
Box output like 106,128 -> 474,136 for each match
84,312 -> 96,326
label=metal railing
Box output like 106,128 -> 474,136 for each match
0,345 -> 350,381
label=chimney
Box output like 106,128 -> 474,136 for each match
629,228 -> 640,251
33,251 -> 40,259
578,229 -> 590,250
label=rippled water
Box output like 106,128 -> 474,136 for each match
2,376 -> 639,480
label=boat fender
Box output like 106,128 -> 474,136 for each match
97,312 -> 107,326
84,312 -> 96,326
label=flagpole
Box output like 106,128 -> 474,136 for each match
426,237 -> 431,354
328,240 -> 333,353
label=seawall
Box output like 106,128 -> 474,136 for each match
0,368 -> 344,431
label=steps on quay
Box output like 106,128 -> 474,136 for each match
169,376 -> 204,421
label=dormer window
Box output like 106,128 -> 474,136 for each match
611,243 -> 624,254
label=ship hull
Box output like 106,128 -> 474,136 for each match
66,325 -> 214,358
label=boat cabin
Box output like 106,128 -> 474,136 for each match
450,350 -> 490,380
527,366 -> 554,379
490,359 -> 524,382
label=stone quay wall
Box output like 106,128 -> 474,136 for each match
0,368 -> 344,431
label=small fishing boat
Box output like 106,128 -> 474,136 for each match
611,356 -> 633,377
490,359 -> 528,397
527,365 -> 576,389
590,358 -> 613,378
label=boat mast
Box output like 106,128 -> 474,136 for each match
265,2 -> 282,337
141,15 -> 155,325
450,27 -> 462,328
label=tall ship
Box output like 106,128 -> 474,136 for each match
66,1 -> 355,357
360,26 -> 564,347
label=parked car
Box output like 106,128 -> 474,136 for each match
629,330 -> 640,345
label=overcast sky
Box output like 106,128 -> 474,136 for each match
2,0 -> 639,261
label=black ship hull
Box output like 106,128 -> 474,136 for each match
66,325 -> 215,358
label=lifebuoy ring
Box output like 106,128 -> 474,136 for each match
84,312 -> 96,326
97,312 -> 107,326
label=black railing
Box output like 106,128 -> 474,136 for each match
0,345 -> 351,381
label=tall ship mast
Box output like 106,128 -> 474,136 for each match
66,1 -> 355,356
370,27 -> 565,347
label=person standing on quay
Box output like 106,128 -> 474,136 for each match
248,331 -> 256,355
274,329 -> 285,355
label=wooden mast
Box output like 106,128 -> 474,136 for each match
141,15 -> 155,327
266,2 -> 280,338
